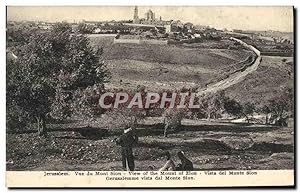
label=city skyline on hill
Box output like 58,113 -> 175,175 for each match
7,6 -> 293,32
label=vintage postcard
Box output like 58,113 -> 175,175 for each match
6,6 -> 294,188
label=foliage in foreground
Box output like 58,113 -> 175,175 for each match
7,22 -> 110,135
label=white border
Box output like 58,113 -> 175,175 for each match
3,0 -> 297,6
1,0 -> 298,192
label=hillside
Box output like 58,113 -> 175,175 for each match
225,56 -> 293,105
88,36 -> 253,91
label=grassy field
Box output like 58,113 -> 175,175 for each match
87,35 -> 253,91
225,56 -> 293,105
102,44 -> 248,68
105,59 -> 214,90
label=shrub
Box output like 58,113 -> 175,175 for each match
162,108 -> 185,137
101,108 -> 146,130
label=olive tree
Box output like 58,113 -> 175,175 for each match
199,91 -> 225,121
7,22 -> 109,136
163,108 -> 185,137
223,98 -> 255,123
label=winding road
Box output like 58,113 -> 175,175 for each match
196,37 -> 261,96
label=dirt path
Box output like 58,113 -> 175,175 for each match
197,38 -> 261,96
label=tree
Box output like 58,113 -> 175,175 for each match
7,29 -> 60,136
78,23 -> 95,34
163,108 -> 184,137
224,99 -> 255,123
7,23 -> 39,47
257,87 -> 293,126
69,86 -> 104,125
223,98 -> 243,118
242,102 -> 255,123
265,87 -> 293,126
7,22 -> 110,136
260,105 -> 271,125
200,91 -> 225,120
268,99 -> 289,126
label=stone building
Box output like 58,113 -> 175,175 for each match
133,6 -> 140,24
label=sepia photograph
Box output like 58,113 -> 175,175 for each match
5,5 -> 295,187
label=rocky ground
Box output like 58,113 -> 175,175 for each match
6,121 -> 294,171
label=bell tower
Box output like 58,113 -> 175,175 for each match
133,6 -> 139,24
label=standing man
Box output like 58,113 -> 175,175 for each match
116,126 -> 138,171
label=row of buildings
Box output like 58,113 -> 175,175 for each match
132,6 -> 209,33
7,7 -> 213,37
8,6 -> 292,45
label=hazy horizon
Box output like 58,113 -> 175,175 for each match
7,6 -> 294,32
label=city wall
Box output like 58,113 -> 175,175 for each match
113,38 -> 168,45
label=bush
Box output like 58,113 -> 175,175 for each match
101,108 -> 146,130
162,108 -> 185,137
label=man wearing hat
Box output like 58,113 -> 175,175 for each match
116,126 -> 138,171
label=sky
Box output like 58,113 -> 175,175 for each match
7,6 -> 294,32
